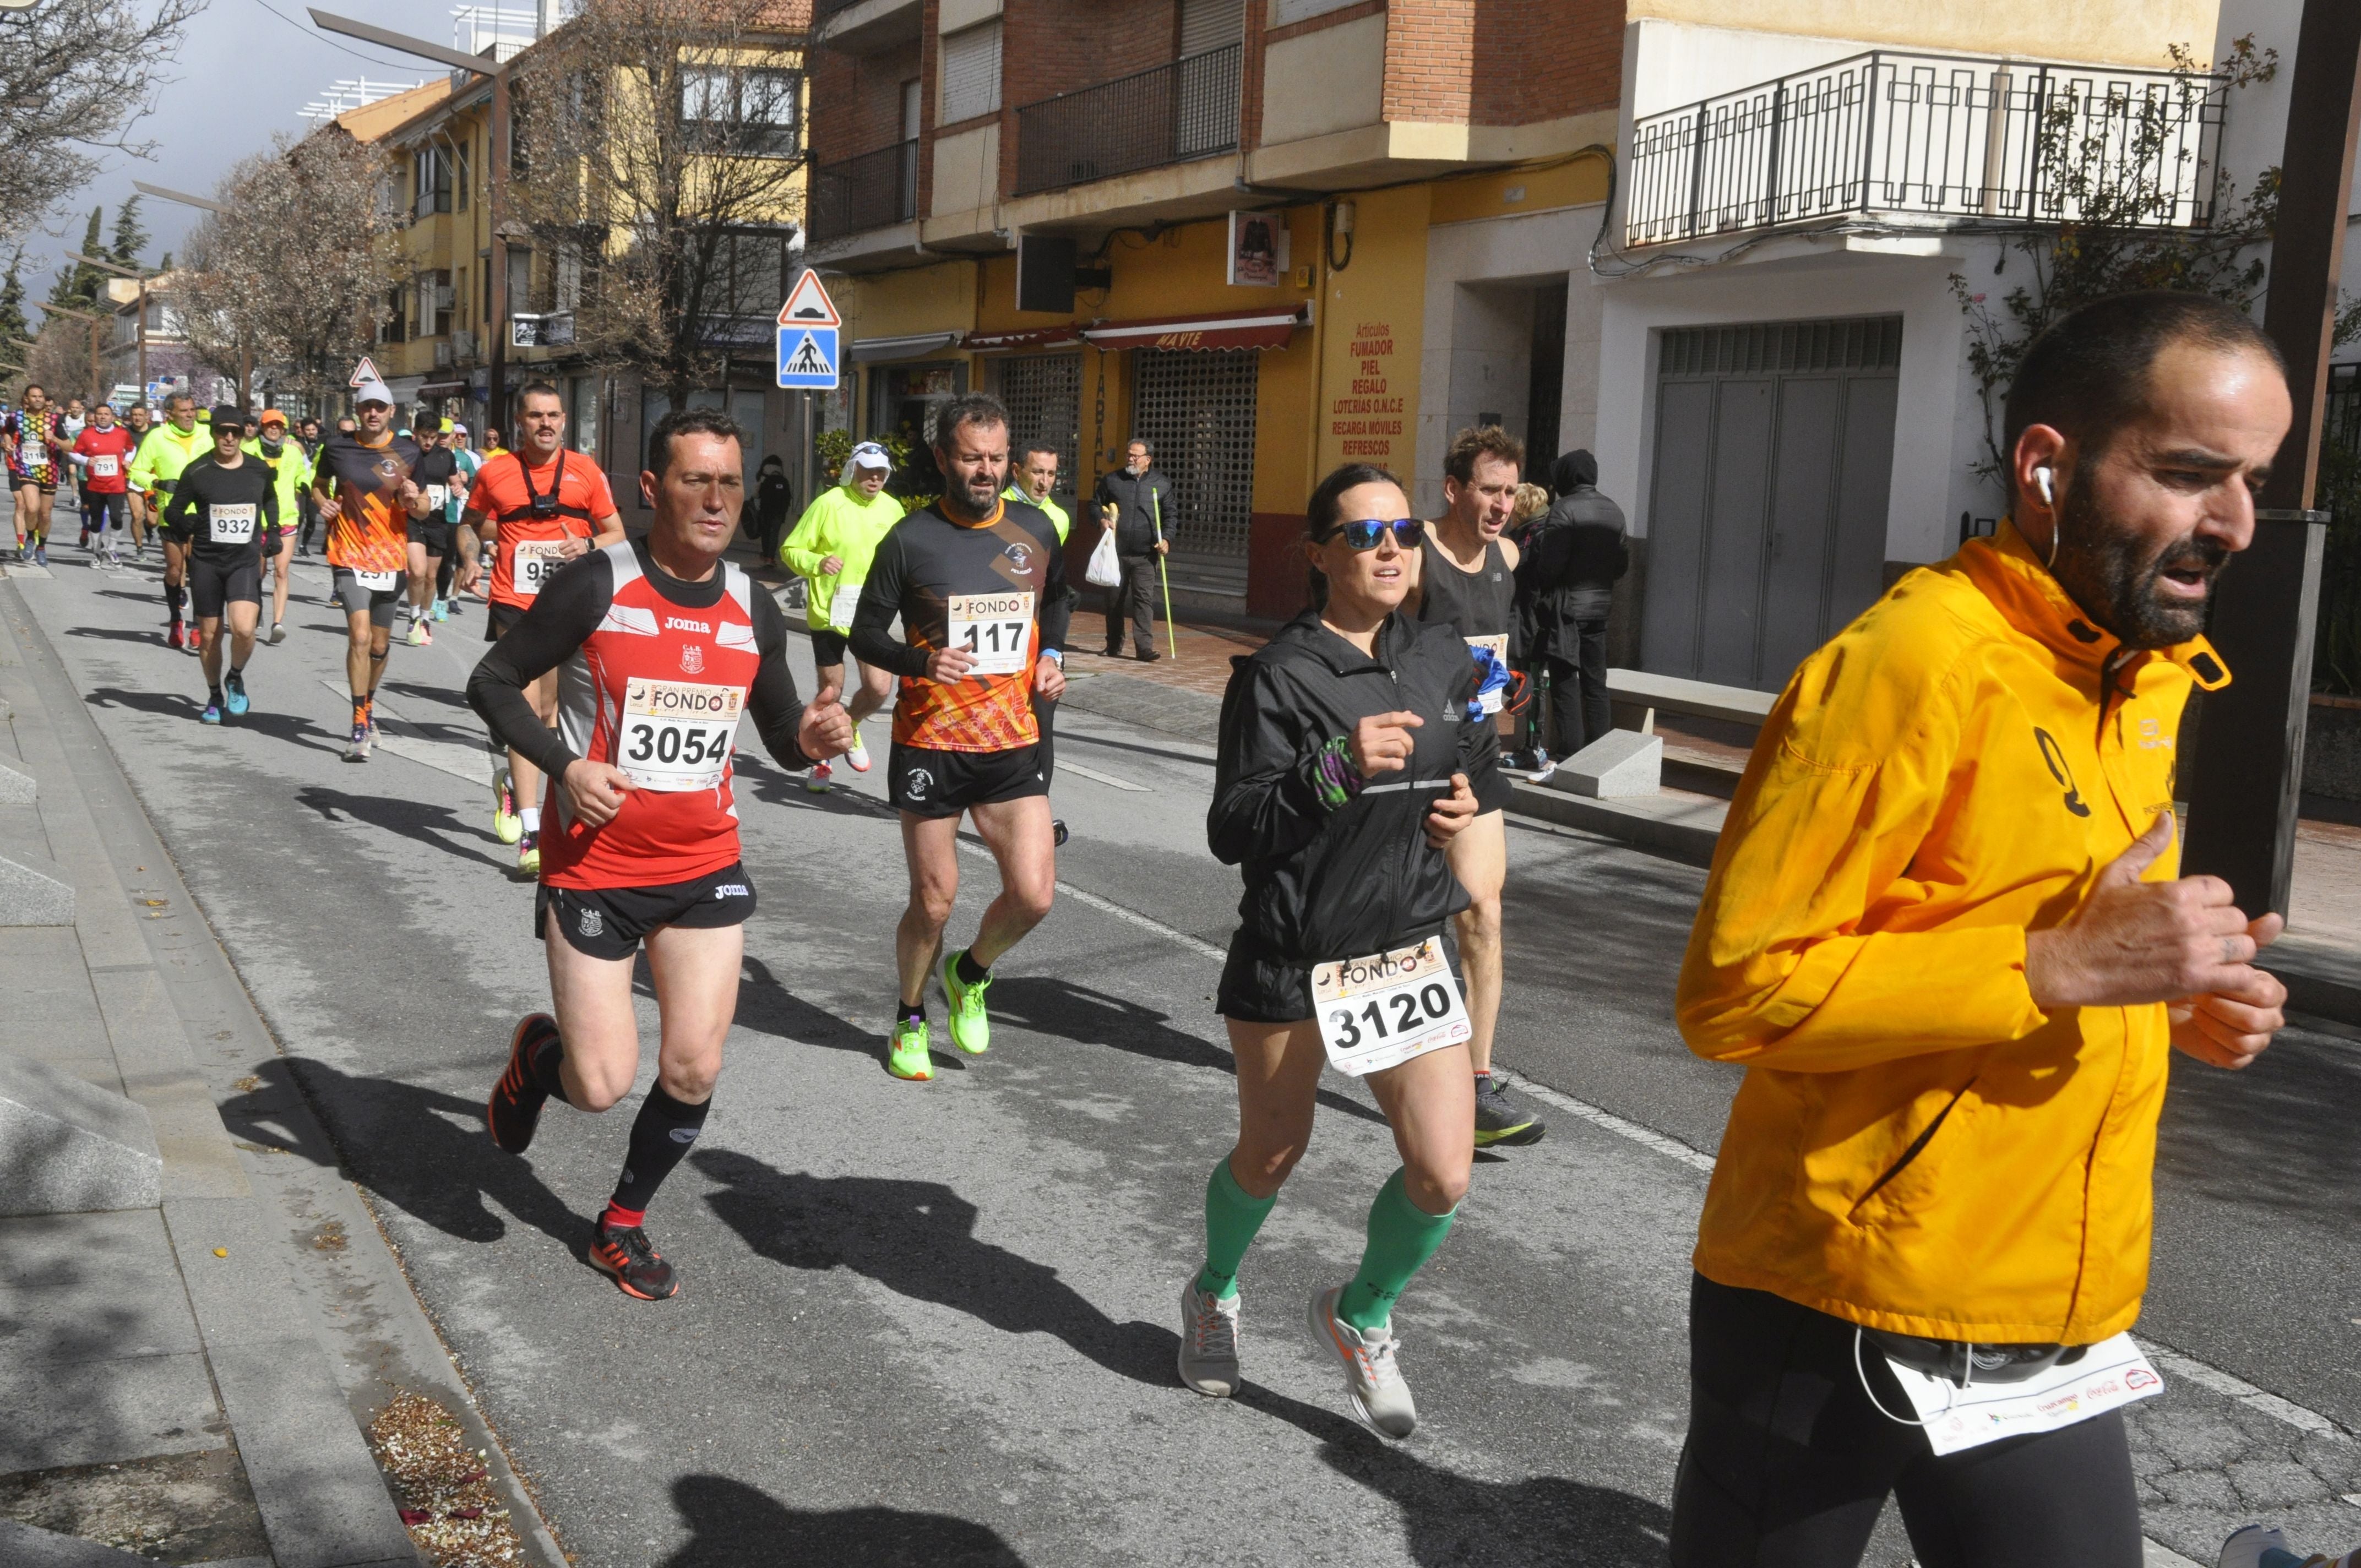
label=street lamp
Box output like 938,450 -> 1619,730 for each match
308,8 -> 518,437
70,251 -> 165,407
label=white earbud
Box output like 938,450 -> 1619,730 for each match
2034,466 -> 2055,507
2034,466 -> 2060,569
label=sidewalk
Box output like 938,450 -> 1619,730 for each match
0,571 -> 561,1568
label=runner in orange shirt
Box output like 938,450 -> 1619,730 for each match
311,377 -> 436,761
453,380 -> 625,874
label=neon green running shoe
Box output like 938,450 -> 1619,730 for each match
940,950 -> 992,1055
886,1017 -> 934,1081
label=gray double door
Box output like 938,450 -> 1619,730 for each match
1641,316 -> 1900,691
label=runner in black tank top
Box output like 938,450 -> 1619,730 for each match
1410,427 -> 1547,1150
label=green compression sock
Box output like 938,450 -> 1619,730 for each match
1337,1167 -> 1459,1331
1194,1156 -> 1277,1301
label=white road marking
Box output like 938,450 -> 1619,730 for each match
1057,760 -> 1150,793
318,678 -> 492,786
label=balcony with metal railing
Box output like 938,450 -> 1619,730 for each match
1014,43 -> 1239,197
808,138 -> 918,243
1624,50 -> 2228,249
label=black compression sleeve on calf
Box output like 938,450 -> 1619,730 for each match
608,1084 -> 711,1215
527,1031 -> 570,1105
166,582 -> 184,614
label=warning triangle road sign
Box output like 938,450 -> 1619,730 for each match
777,268 -> 840,329
347,356 -> 382,388
781,331 -> 835,378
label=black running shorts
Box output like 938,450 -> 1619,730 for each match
187,556 -> 262,619
1216,924 -> 1450,1025
536,862 -> 758,961
486,600 -> 528,643
888,742 -> 1046,818
330,568 -> 402,627
408,516 -> 454,554
809,627 -> 850,667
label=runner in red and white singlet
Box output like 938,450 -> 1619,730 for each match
469,405 -> 852,1302
454,381 -> 624,875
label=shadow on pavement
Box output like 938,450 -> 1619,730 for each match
658,1474 -> 1025,1566
382,679 -> 472,710
64,625 -> 175,647
219,1056 -> 586,1252
84,686 -> 340,755
296,786 -> 503,864
989,974 -> 1386,1128
1233,1382 -> 1674,1566
731,952 -> 963,1073
694,1148 -> 1171,1386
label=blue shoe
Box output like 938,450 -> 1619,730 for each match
224,669 -> 249,716
200,700 -> 222,726
431,598 -> 449,622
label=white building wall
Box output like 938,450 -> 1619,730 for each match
1415,203 -> 1606,515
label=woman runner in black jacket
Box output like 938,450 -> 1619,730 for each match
1178,461 -> 1495,1441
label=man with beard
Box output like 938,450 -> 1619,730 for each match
847,392 -> 1068,1081
1666,290 -> 2293,1567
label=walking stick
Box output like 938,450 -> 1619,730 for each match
1154,489 -> 1177,658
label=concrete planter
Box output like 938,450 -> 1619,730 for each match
2305,695 -> 2361,802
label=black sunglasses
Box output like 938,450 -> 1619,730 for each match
1319,518 -> 1422,551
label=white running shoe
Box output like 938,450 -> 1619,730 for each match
2217,1525 -> 2301,1568
1307,1285 -> 1417,1439
1177,1280 -> 1243,1397
805,759 -> 832,793
846,732 -> 872,772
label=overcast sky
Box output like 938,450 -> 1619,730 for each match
21,0 -> 482,296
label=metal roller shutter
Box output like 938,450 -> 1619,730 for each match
1131,347 -> 1259,558
940,21 -> 1002,126
991,352 -> 1081,500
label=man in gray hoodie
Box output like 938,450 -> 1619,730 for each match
1514,450 -> 1627,766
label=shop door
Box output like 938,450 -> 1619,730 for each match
1641,316 -> 1900,690
1131,347 -> 1258,558
990,352 -> 1081,502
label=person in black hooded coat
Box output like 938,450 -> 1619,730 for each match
1513,449 -> 1626,761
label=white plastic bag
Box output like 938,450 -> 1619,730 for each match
1085,523 -> 1122,589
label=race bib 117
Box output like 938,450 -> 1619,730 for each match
947,590 -> 1033,677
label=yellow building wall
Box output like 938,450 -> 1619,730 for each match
1626,0 -> 2219,67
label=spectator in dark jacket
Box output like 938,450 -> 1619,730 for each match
1514,449 -> 1628,764
1091,437 -> 1176,660
752,454 -> 794,565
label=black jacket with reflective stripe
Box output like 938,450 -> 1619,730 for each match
1209,608 -> 1498,965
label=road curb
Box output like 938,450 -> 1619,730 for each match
0,581 -> 566,1568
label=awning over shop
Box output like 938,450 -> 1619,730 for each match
961,325 -> 1085,354
850,330 -> 965,363
416,380 -> 469,399
1079,304 -> 1310,352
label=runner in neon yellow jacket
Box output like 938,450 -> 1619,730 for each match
779,441 -> 904,785
129,399 -> 212,647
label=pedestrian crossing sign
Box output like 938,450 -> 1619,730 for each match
776,326 -> 839,390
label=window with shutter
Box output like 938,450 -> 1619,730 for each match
1179,0 -> 1243,58
1269,0 -> 1356,24
939,21 -> 1002,127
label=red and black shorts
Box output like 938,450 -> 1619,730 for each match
888,742 -> 1046,819
535,861 -> 757,961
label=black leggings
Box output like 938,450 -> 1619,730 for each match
1669,1274 -> 2142,1568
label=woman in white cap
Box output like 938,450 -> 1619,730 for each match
778,439 -> 902,790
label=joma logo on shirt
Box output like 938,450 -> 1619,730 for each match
665,617 -> 712,634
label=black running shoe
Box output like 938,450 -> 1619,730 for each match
1473,1074 -> 1546,1148
1052,819 -> 1069,848
486,1014 -> 558,1154
590,1223 -> 678,1300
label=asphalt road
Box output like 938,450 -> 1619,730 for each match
11,519 -> 2361,1567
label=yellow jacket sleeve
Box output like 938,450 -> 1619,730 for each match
781,493 -> 835,578
1675,654 -> 2050,1073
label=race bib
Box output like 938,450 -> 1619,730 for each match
947,590 -> 1033,676
208,503 -> 257,545
89,454 -> 118,478
1881,1333 -> 2163,1457
352,567 -> 399,592
1466,633 -> 1510,715
511,537 -> 569,596
422,484 -> 448,511
828,582 -> 862,631
1312,936 -> 1471,1077
18,440 -> 41,468
618,677 -> 741,792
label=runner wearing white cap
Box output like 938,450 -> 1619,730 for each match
778,440 -> 901,791
311,377 -> 436,760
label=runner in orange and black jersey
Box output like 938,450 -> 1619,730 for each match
846,392 -> 1069,1082
471,405 -> 852,1302
309,378 -> 432,761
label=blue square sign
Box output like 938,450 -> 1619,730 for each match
776,326 -> 839,390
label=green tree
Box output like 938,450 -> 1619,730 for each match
46,204 -> 104,312
107,194 -> 146,266
0,249 -> 26,396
